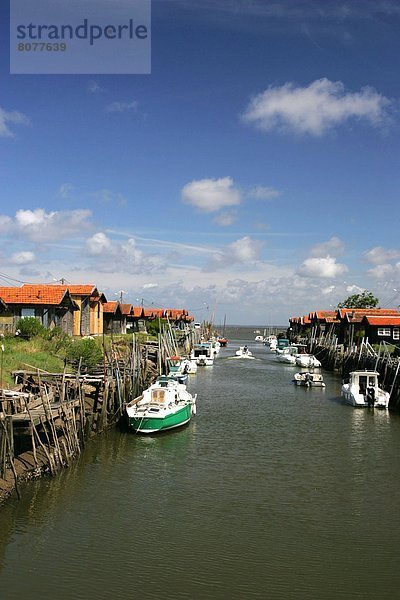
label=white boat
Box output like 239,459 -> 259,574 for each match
293,372 -> 325,387
341,370 -> 390,409
186,359 -> 198,374
264,334 -> 277,346
295,354 -> 321,368
255,335 -> 264,342
125,376 -> 197,433
269,339 -> 277,351
191,343 -> 214,366
234,346 -> 254,359
277,349 -> 297,364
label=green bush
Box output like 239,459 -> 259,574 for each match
66,338 -> 103,368
45,326 -> 72,354
16,317 -> 46,339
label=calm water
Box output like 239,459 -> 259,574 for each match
1,329 -> 400,599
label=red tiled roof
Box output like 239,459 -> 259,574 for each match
314,310 -> 337,319
143,309 -> 155,318
119,303 -> 133,316
103,301 -> 118,314
67,285 -> 97,296
362,316 -> 400,326
337,307 -> 400,324
0,284 -> 69,305
132,306 -> 144,318
313,310 -> 339,323
337,308 -> 399,318
302,315 -> 311,324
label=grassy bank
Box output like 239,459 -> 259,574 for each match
1,337 -> 66,387
0,331 -> 158,388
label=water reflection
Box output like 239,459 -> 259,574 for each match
1,336 -> 400,600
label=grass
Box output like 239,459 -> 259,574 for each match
0,331 -> 155,388
0,337 -> 66,387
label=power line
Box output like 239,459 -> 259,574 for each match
0,271 -> 28,285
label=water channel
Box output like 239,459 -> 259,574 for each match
1,327 -> 400,599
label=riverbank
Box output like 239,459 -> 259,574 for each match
0,333 -> 164,505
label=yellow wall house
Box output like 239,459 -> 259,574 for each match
67,285 -> 107,336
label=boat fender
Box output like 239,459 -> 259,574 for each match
192,403 -> 197,415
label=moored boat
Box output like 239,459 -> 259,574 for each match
293,372 -> 325,387
191,343 -> 214,366
295,354 -> 321,368
125,376 -> 197,433
167,356 -> 190,383
341,370 -> 389,409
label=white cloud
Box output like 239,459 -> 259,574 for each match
0,216 -> 13,234
213,211 -> 237,226
367,263 -> 400,279
0,208 -> 93,243
321,285 -> 336,295
0,107 -> 29,138
364,246 -> 400,265
248,185 -> 281,200
86,232 -> 113,255
106,101 -> 138,113
242,78 -> 390,136
206,236 -> 263,271
345,284 -> 365,293
10,251 -> 35,265
86,232 -> 164,275
182,177 -> 242,213
297,255 -> 348,278
143,283 -> 159,289
310,236 -> 345,257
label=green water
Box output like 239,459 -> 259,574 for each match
1,331 -> 400,599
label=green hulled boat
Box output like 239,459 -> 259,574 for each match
125,376 -> 197,434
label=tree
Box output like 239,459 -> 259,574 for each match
337,290 -> 379,309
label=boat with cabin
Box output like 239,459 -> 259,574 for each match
191,343 -> 214,366
295,354 -> 322,368
341,370 -> 390,408
167,356 -> 190,383
125,376 -> 197,433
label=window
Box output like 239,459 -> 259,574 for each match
378,327 -> 391,336
21,308 -> 35,318
393,328 -> 400,340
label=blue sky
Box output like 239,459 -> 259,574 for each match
1,0 -> 400,325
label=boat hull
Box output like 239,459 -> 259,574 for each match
128,403 -> 192,434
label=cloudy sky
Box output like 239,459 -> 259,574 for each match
1,0 -> 400,325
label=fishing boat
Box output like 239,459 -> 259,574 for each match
295,354 -> 321,368
234,346 -> 254,359
341,370 -> 390,409
277,346 -> 298,364
125,376 -> 197,433
167,357 -> 189,384
293,372 -> 325,387
191,343 -> 214,366
186,359 -> 198,374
